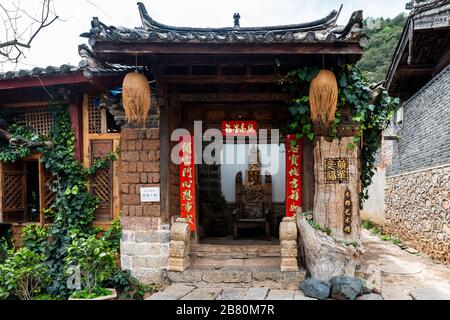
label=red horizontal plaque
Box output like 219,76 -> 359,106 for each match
221,121 -> 257,136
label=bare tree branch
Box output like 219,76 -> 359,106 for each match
0,0 -> 59,64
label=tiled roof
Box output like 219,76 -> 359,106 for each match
0,45 -> 136,81
80,2 -> 367,47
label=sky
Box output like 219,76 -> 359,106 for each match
0,0 -> 407,72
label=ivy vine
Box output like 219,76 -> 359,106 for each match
0,95 -> 117,297
280,65 -> 399,207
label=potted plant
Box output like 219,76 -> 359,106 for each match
65,233 -> 118,300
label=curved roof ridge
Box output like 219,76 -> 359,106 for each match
137,2 -> 342,33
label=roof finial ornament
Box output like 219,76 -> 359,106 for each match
233,13 -> 240,29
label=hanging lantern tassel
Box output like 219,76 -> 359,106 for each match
122,72 -> 151,127
309,69 -> 338,128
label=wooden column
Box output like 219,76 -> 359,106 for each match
157,72 -> 170,225
69,96 -> 83,161
313,136 -> 361,242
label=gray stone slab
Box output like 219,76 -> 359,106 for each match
146,284 -> 196,300
201,270 -> 252,283
265,289 -> 295,300
182,288 -> 223,300
410,287 -> 450,300
217,288 -> 247,300
293,290 -> 318,300
243,287 -> 269,300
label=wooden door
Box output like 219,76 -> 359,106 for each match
90,140 -> 113,222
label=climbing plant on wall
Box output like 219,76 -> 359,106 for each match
0,93 -> 117,297
280,65 -> 399,206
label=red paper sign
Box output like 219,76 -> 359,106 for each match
222,121 -> 257,136
286,134 -> 302,217
179,135 -> 196,231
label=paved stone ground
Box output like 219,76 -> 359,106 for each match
146,230 -> 450,300
360,230 -> 450,300
147,284 -> 316,300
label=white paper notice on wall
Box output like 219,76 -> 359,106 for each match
140,187 -> 160,202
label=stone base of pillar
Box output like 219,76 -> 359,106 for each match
279,217 -> 299,272
167,256 -> 190,272
281,257 -> 299,272
166,218 -> 191,273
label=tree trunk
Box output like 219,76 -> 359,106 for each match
313,136 -> 361,242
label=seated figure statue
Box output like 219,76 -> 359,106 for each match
233,146 -> 272,240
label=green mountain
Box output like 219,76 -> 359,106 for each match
357,14 -> 408,83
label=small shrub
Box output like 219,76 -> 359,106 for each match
69,287 -> 113,299
34,293 -> 64,300
0,248 -> 50,300
308,220 -> 332,236
101,218 -> 121,252
64,233 -> 117,298
104,267 -> 159,300
22,224 -> 48,256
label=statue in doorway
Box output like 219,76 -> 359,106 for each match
233,146 -> 273,240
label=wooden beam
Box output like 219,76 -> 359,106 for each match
162,75 -> 279,84
0,101 -> 48,108
93,42 -> 363,56
170,92 -> 289,102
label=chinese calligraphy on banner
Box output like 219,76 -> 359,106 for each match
343,188 -> 352,234
324,158 -> 349,183
179,136 -> 196,231
285,134 -> 302,217
221,121 -> 257,136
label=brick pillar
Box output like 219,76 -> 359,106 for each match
119,128 -> 169,284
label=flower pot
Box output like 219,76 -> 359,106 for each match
68,288 -> 117,301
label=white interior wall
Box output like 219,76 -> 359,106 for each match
220,144 -> 286,203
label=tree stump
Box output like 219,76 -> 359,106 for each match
297,214 -> 363,282
313,136 -> 361,242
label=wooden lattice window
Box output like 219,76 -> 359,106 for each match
88,95 -> 102,134
90,140 -> 113,221
15,107 -> 54,136
3,173 -> 25,211
44,172 -> 56,209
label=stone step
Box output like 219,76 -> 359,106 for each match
190,244 -> 281,259
166,256 -> 305,290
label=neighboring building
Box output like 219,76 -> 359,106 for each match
0,3 -> 368,284
383,0 -> 450,263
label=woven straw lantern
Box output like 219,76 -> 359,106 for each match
309,69 -> 338,128
122,72 -> 151,127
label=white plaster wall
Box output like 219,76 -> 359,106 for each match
361,167 -> 386,226
220,144 -> 286,203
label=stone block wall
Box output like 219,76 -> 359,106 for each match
384,165 -> 450,264
120,217 -> 169,283
387,64 -> 450,176
119,128 -> 169,283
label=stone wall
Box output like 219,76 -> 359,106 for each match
386,64 -> 450,177
384,165 -> 450,264
119,128 -> 169,283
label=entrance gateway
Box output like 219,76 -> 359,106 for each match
80,2 -> 366,284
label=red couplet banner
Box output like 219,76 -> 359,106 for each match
179,135 -> 196,231
221,120 -> 258,136
285,134 -> 303,217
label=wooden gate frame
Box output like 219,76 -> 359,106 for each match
82,94 -> 121,227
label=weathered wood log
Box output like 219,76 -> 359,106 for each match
297,214 -> 363,282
